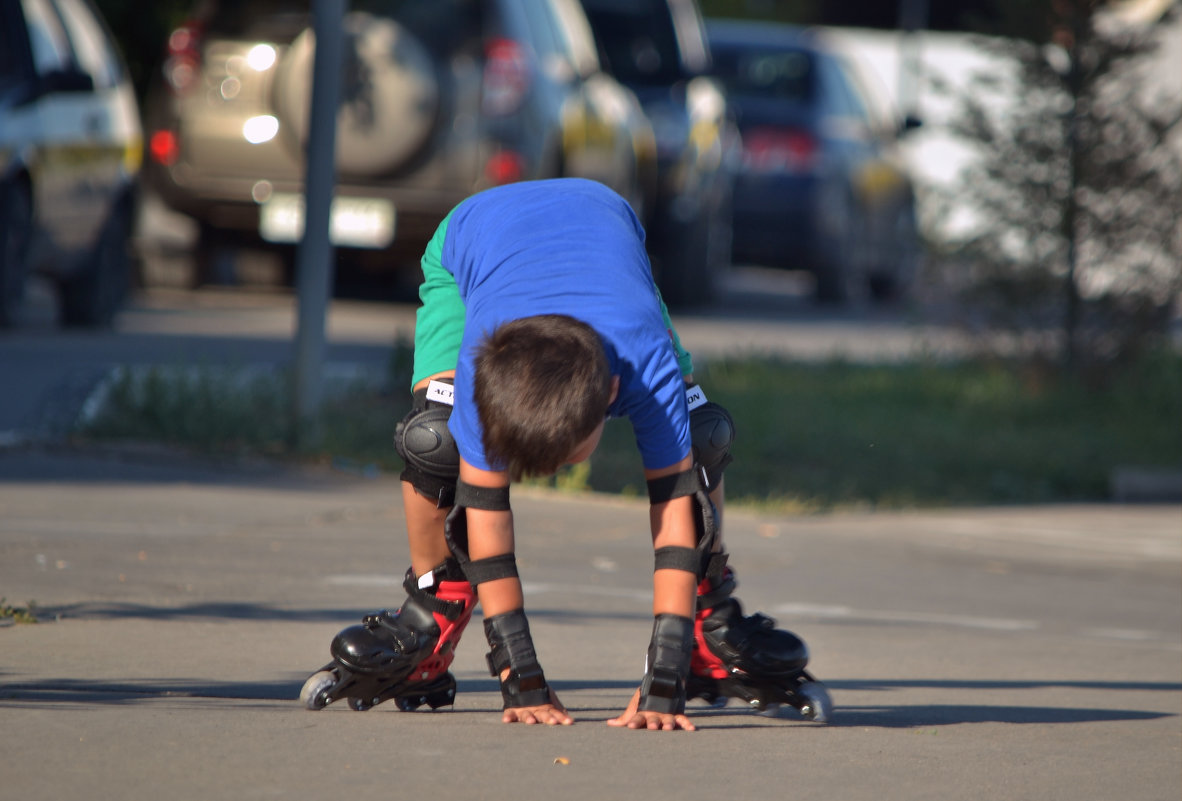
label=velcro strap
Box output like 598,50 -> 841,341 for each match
463,553 -> 519,586
695,553 -> 736,609
399,466 -> 457,509
454,479 -> 510,511
484,609 -> 551,709
653,546 -> 701,574
638,613 -> 694,715
646,467 -> 706,505
399,566 -> 467,620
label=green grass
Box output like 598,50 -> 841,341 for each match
0,598 -> 39,624
77,348 -> 1181,511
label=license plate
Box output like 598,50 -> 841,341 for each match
260,193 -> 395,249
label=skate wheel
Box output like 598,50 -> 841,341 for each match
347,696 -> 374,712
796,682 -> 833,723
757,703 -> 783,717
300,670 -> 337,711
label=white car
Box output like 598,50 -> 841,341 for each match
0,0 -> 142,327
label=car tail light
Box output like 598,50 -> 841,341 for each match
149,129 -> 180,166
485,150 -> 525,185
482,38 -> 530,116
741,126 -> 817,172
163,21 -> 204,94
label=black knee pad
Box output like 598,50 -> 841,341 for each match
688,393 -> 734,492
395,381 -> 460,507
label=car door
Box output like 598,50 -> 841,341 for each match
53,0 -> 140,249
530,0 -> 636,197
17,0 -> 106,261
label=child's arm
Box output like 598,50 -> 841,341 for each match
458,459 -> 573,726
607,453 -> 700,732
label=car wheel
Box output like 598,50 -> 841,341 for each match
59,200 -> 133,327
273,12 -> 439,175
0,179 -> 33,328
652,191 -> 730,309
193,222 -> 239,287
868,203 -> 920,302
814,193 -> 869,307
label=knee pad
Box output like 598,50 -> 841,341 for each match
395,379 -> 460,507
687,387 -> 734,492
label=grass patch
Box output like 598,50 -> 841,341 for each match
1,598 -> 39,624
76,347 -> 1181,510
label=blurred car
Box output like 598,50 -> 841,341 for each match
580,0 -> 736,308
0,0 -> 142,327
142,0 -> 656,287
706,19 -> 921,304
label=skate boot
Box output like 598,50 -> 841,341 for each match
688,563 -> 833,722
300,558 -> 476,711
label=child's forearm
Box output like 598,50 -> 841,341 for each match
465,506 -> 522,616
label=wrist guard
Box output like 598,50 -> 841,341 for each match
638,614 -> 695,715
484,609 -> 551,709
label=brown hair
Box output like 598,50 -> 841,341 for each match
473,314 -> 612,481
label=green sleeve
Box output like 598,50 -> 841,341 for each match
412,210 -> 467,387
656,287 -> 694,377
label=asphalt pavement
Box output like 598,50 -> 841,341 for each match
1,447 -> 1178,801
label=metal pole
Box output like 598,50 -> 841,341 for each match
293,0 -> 345,445
897,0 -> 929,124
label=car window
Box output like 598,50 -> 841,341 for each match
832,59 -> 870,121
581,0 -> 683,86
816,54 -> 860,118
201,0 -> 481,57
21,0 -> 73,75
53,0 -> 121,89
548,0 -> 600,76
517,0 -> 563,62
711,45 -> 814,103
204,0 -> 309,37
0,5 -> 28,94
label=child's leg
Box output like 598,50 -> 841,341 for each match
403,481 -> 455,576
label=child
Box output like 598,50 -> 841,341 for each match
302,178 -> 820,730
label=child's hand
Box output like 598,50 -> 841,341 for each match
606,688 -> 696,731
502,688 -> 574,726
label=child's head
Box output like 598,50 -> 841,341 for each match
474,314 -> 613,481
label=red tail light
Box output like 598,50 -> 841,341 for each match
149,129 -> 180,166
741,126 -> 817,172
163,20 -> 204,95
485,150 -> 525,185
482,38 -> 530,116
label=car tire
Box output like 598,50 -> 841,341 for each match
0,178 -> 33,328
273,12 -> 439,176
59,199 -> 133,327
868,203 -> 920,302
653,192 -> 730,309
814,192 -> 869,307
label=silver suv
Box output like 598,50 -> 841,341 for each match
0,0 -> 142,327
143,0 -> 655,287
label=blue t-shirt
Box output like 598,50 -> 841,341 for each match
419,178 -> 691,473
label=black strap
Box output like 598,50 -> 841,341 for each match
399,466 -> 457,509
646,467 -> 706,505
399,564 -> 467,621
696,553 -> 736,609
653,546 -> 701,574
463,553 -> 519,586
454,479 -> 510,511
